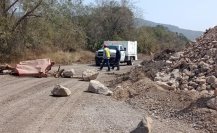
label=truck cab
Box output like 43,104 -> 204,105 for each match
95,41 -> 137,66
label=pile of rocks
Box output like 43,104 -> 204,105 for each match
155,26 -> 217,93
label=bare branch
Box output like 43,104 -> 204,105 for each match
27,14 -> 42,18
4,0 -> 19,13
12,0 -> 43,32
10,8 -> 17,19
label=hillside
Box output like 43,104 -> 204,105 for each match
135,18 -> 203,41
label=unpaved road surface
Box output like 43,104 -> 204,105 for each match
0,63 -> 200,133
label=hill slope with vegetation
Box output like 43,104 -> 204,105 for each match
0,0 -> 189,63
135,18 -> 203,41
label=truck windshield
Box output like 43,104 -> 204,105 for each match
108,46 -> 118,50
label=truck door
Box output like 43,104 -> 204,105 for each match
120,46 -> 125,62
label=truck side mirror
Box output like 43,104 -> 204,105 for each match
124,48 -> 126,51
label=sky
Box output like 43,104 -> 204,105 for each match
84,0 -> 217,31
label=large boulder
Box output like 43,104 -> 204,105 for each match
51,85 -> 71,97
130,117 -> 153,133
82,69 -> 99,81
62,69 -> 75,78
207,97 -> 217,111
88,80 -> 113,96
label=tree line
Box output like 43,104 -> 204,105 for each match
0,0 -> 189,63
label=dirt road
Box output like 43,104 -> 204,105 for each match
0,63 -> 201,133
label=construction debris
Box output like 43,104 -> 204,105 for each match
153,26 -> 217,92
16,58 -> 55,77
0,64 -> 15,74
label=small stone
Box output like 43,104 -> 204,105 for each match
206,76 -> 216,84
171,69 -> 180,79
207,97 -> 217,111
183,69 -> 192,76
160,74 -> 171,82
195,78 -> 206,85
188,81 -> 198,89
214,89 -> 217,96
196,84 -> 206,91
209,90 -> 214,95
180,84 -> 188,90
184,88 -> 189,91
200,90 -> 209,95
166,60 -> 173,65
156,81 -> 176,90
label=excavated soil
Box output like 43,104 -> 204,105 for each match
110,65 -> 217,133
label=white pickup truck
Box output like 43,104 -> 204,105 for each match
95,41 -> 138,66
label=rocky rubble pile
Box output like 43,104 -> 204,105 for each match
155,26 -> 217,93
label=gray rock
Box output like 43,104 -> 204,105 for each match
174,52 -> 184,58
188,81 -> 199,89
82,69 -> 99,81
195,77 -> 206,85
51,85 -> 71,97
131,117 -> 153,133
214,89 -> 217,96
196,84 -> 206,91
171,69 -> 180,79
160,74 -> 171,82
156,81 -> 176,90
183,69 -> 192,76
200,90 -> 209,96
207,97 -> 217,111
166,60 -> 173,65
88,80 -> 113,96
62,69 -> 75,78
212,82 -> 217,89
199,61 -> 210,71
206,76 -> 216,84
180,84 -> 188,90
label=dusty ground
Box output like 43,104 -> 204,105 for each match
0,61 -> 207,133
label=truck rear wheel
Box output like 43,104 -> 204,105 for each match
95,58 -> 101,66
96,62 -> 100,66
127,57 -> 133,65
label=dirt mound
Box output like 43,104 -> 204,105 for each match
111,76 -> 217,132
141,60 -> 167,80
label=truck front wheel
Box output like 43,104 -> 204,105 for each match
95,58 -> 101,66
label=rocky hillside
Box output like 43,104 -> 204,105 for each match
134,18 -> 203,41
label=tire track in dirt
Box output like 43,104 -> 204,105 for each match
0,78 -> 80,133
0,77 -> 48,98
0,76 -> 30,89
35,81 -> 89,133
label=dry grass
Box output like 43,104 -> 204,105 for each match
7,50 -> 95,65
39,50 -> 95,65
